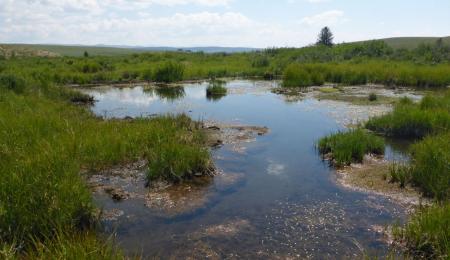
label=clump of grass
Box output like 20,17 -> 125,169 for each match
368,92 -> 378,101
318,129 -> 385,166
282,64 -> 314,88
23,231 -> 123,259
389,162 -> 411,188
366,92 -> 450,138
393,203 -> 450,259
409,133 -> 450,200
206,80 -> 227,101
154,61 -> 185,83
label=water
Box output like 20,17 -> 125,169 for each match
81,80 -> 408,258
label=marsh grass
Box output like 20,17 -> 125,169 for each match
153,61 -> 185,83
282,62 -> 450,88
206,80 -> 227,101
317,129 -> 385,166
409,133 -> 450,200
366,91 -> 450,138
393,203 -> 450,259
0,85 -> 211,256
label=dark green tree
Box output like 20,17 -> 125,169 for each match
83,51 -> 89,58
317,27 -> 334,47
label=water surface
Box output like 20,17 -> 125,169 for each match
81,80 -> 408,258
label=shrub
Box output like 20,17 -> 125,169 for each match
368,92 -> 378,101
317,129 -> 385,166
154,61 -> 185,83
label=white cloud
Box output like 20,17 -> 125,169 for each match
306,0 -> 330,3
299,10 -> 345,26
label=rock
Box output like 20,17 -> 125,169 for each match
103,186 -> 129,201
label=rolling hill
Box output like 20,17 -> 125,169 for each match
381,36 -> 450,49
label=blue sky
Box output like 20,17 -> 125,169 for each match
1,0 -> 449,47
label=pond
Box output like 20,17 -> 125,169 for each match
80,80 -> 411,258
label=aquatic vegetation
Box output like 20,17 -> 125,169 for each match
368,92 -> 377,101
366,91 -> 450,138
153,61 -> 185,83
0,82 -> 211,256
409,133 -> 450,200
317,129 -> 385,166
282,62 -> 450,88
206,80 -> 227,101
394,203 -> 450,259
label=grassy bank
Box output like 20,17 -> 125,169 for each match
281,61 -> 450,88
0,75 -> 211,257
366,91 -> 450,138
317,129 -> 385,166
394,203 -> 450,259
362,91 -> 449,258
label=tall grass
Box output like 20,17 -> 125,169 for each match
0,84 -> 211,256
408,133 -> 450,201
282,62 -> 450,88
153,61 -> 185,83
366,92 -> 450,138
206,80 -> 227,95
394,203 -> 450,259
317,129 -> 385,166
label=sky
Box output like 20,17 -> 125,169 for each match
1,0 -> 449,48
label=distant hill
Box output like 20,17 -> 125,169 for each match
0,44 -> 258,57
380,36 -> 450,49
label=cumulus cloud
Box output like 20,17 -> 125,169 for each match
299,10 -> 345,26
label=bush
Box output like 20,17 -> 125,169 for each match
154,61 -> 185,83
368,92 -> 378,101
317,129 -> 385,166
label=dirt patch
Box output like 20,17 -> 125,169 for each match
332,155 -> 429,209
203,122 -> 269,153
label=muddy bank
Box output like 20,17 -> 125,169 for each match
330,155 -> 429,210
87,123 -> 268,219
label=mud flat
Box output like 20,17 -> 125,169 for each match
331,155 -> 430,210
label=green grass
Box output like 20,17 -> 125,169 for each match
282,62 -> 450,88
394,203 -> 450,259
153,61 -> 185,83
317,129 -> 385,166
382,36 -> 450,49
206,80 -> 227,95
408,133 -> 450,201
0,74 -> 212,257
366,91 -> 450,138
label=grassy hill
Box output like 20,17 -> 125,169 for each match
0,44 -> 258,57
2,44 -> 148,57
381,36 -> 450,49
